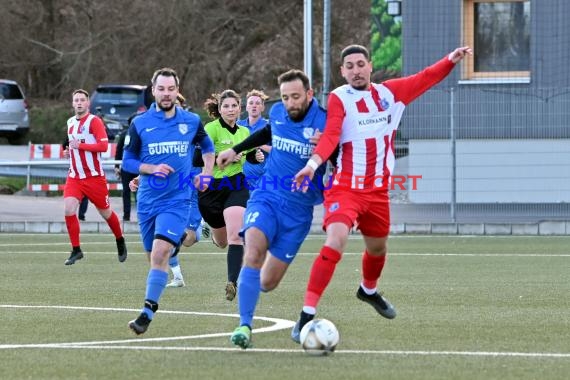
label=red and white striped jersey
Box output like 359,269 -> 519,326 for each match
66,113 -> 109,179
314,56 -> 455,192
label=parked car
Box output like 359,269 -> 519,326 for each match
0,79 -> 30,145
89,84 -> 152,140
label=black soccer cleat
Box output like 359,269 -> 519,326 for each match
64,249 -> 84,265
291,311 -> 315,344
128,313 -> 152,335
116,237 -> 127,263
356,286 -> 397,319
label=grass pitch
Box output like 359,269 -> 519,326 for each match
0,233 -> 569,379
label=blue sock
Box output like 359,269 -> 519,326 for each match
142,269 -> 168,319
237,266 -> 261,328
169,255 -> 179,268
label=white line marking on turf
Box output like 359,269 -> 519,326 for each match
1,343 -> 569,358
0,304 -> 294,348
1,305 -> 568,359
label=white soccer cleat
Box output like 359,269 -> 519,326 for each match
166,278 -> 186,288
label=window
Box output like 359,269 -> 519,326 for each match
0,83 -> 24,100
463,0 -> 530,80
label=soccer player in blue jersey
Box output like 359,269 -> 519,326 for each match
237,89 -> 271,189
122,67 -> 215,335
217,69 -> 329,349
128,169 -> 203,289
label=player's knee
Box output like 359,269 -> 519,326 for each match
243,251 -> 264,268
182,231 -> 196,247
260,278 -> 278,292
367,245 -> 387,256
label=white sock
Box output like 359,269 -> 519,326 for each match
302,306 -> 316,315
360,282 -> 377,295
170,265 -> 183,280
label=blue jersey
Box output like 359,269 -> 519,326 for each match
254,99 -> 327,206
237,117 -> 269,181
122,105 -> 214,208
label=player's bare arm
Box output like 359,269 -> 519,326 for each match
194,152 -> 215,191
292,154 -> 324,193
139,163 -> 175,176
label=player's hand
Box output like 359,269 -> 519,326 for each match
292,165 -> 315,193
309,130 -> 322,145
69,139 -> 81,149
153,163 -> 175,176
217,149 -> 236,169
448,46 -> 472,64
232,152 -> 243,163
129,176 -> 140,192
255,149 -> 264,162
62,148 -> 69,159
193,173 -> 211,192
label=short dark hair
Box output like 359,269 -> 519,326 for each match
277,69 -> 311,91
340,44 -> 370,62
72,89 -> 89,99
151,67 -> 179,87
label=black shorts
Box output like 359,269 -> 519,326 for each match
198,173 -> 249,229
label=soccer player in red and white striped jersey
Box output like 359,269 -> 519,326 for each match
62,89 -> 127,266
290,45 -> 472,341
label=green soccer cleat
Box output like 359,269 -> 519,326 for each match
231,325 -> 252,349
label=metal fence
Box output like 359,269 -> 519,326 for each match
391,86 -> 570,224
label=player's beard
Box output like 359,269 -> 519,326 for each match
158,99 -> 175,112
287,101 -> 310,122
350,76 -> 369,91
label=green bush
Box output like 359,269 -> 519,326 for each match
0,177 -> 26,194
28,103 -> 70,144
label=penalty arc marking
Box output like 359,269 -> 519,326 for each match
0,304 -> 295,348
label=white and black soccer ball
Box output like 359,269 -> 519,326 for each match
299,318 -> 340,356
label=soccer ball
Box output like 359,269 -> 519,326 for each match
299,318 -> 340,356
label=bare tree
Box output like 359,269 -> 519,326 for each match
0,0 -> 369,106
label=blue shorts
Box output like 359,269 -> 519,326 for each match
138,200 -> 190,252
241,192 -> 313,264
186,190 -> 203,241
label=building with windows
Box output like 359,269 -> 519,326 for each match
395,0 -> 570,205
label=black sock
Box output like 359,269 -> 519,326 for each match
299,311 -> 314,329
227,244 -> 244,283
72,246 -> 81,253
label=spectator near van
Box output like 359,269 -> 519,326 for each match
0,79 -> 30,145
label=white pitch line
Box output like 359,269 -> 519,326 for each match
1,343 -> 569,359
0,304 -> 294,348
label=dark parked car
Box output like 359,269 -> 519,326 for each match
0,79 -> 30,145
89,84 -> 152,140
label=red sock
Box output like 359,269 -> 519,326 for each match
105,211 -> 123,239
361,250 -> 386,290
65,215 -> 80,247
304,246 -> 342,308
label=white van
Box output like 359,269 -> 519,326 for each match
0,79 -> 30,145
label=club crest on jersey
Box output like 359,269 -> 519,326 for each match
328,202 -> 339,212
380,98 -> 390,111
178,123 -> 188,135
302,127 -> 314,139
77,125 -> 84,134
